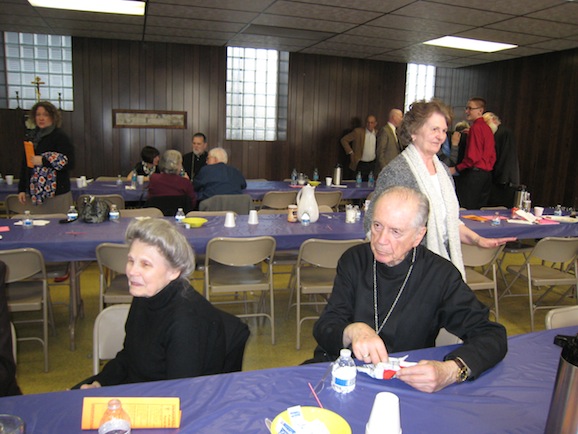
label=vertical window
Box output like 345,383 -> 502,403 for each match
226,47 -> 288,141
404,63 -> 436,112
3,32 -> 73,110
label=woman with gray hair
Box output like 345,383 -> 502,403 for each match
148,149 -> 197,209
75,219 -> 238,388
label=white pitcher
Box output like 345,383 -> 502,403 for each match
296,184 -> 319,223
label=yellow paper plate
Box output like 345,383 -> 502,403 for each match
271,407 -> 351,434
308,181 -> 321,187
182,217 -> 208,228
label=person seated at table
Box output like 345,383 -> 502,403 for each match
182,132 -> 209,180
313,186 -> 507,393
367,100 -> 515,279
148,149 -> 196,209
126,145 -> 160,181
0,262 -> 22,397
193,147 -> 247,203
75,219 -> 243,388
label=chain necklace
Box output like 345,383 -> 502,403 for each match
373,247 -> 416,335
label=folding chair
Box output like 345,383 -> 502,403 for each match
260,191 -> 297,210
0,248 -> 52,372
144,195 -> 193,216
545,306 -> 578,330
199,194 -> 253,215
92,304 -> 130,374
204,236 -> 276,344
461,243 -> 504,321
314,191 -> 343,211
96,243 -> 132,312
505,237 -> 578,331
290,238 -> 365,349
119,207 -> 163,218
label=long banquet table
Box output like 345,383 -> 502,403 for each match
0,326 -> 574,433
0,214 -> 366,349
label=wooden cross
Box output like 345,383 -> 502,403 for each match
31,76 -> 45,101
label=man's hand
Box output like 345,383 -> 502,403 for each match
343,322 -> 389,365
395,360 -> 458,393
80,381 -> 102,389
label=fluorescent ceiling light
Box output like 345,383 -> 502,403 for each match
424,36 -> 517,53
28,0 -> 146,16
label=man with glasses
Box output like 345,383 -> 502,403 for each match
450,97 -> 496,209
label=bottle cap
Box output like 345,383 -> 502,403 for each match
340,348 -> 351,357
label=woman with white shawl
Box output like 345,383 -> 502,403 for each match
365,100 -> 515,279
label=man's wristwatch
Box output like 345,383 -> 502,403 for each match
452,357 -> 470,383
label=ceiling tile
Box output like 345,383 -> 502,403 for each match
393,1 -> 512,26
252,14 -> 356,33
264,0 -> 382,23
486,17 -> 578,38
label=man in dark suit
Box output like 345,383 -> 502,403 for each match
340,115 -> 378,181
182,132 -> 209,180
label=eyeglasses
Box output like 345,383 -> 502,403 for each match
465,106 -> 482,111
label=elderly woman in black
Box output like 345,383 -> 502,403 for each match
18,101 -> 74,212
76,218 -> 247,388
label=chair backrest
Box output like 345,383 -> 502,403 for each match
318,205 -> 334,213
95,176 -> 122,182
257,208 -> 286,215
144,195 -> 193,216
314,191 -> 343,210
12,213 -> 67,220
77,194 -> 125,211
461,243 -> 504,268
530,237 -> 578,264
199,194 -> 253,215
96,243 -> 130,275
545,306 -> 578,329
5,194 -> 72,216
119,207 -> 163,218
0,248 -> 45,282
206,236 -> 276,267
93,304 -> 130,374
0,261 -> 18,365
186,210 -> 231,217
298,238 -> 365,269
219,309 -> 250,373
260,191 -> 297,209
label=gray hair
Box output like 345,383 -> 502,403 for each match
208,147 -> 228,164
159,149 -> 183,174
125,218 -> 196,280
370,186 -> 429,229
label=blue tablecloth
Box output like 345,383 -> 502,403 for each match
0,326 -> 574,433
244,180 -> 374,200
0,213 -> 366,259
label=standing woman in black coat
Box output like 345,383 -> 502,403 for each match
18,101 -> 74,213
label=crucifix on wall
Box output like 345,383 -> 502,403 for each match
31,76 -> 45,101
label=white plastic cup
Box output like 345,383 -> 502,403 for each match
366,392 -> 402,434
248,210 -> 259,225
5,175 -> 14,185
224,212 -> 236,228
534,206 -> 544,217
76,178 -> 83,188
80,175 -> 87,187
325,176 -> 332,187
137,175 -> 144,185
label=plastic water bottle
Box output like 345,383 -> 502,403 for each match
131,172 -> 137,189
22,210 -> 33,229
331,348 -> 356,394
300,211 -> 310,226
67,205 -> 78,221
356,171 -> 362,187
554,204 -> 563,216
291,168 -> 298,186
312,167 -> 319,182
109,204 -> 120,222
116,175 -> 123,186
175,207 -> 185,224
368,171 -> 375,188
491,212 -> 501,226
98,398 -> 131,434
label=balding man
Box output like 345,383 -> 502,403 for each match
376,108 -> 403,174
313,186 -> 507,393
340,115 -> 378,181
193,147 -> 247,203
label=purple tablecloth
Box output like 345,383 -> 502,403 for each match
0,213 -> 366,260
244,180 -> 374,200
461,209 -> 578,239
0,326 -> 574,433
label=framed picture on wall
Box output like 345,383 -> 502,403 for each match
113,109 -> 187,129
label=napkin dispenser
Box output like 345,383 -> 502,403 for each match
544,333 -> 578,434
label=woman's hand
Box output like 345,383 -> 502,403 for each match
80,381 -> 102,389
476,236 -> 516,248
30,155 -> 43,166
18,192 -> 27,205
343,322 -> 389,365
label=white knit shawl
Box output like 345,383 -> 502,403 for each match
402,144 -> 466,279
